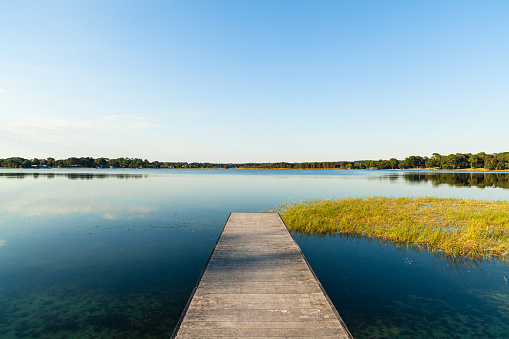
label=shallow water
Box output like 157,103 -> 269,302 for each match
0,169 -> 508,338
295,234 -> 509,338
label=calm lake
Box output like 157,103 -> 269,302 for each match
0,169 -> 508,338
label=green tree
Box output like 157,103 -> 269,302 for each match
426,153 -> 441,168
80,157 -> 95,167
364,160 -> 376,169
94,157 -> 108,168
389,158 -> 399,169
376,159 -> 390,169
108,159 -> 120,168
454,153 -> 469,169
475,152 -> 486,168
485,155 -> 497,170
398,160 -> 409,169
468,154 -> 479,169
134,159 -> 143,168
441,154 -> 457,169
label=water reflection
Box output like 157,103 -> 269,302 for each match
291,230 -> 503,274
0,172 -> 145,180
402,172 -> 509,189
1,169 -> 508,338
0,171 -> 223,338
1,187 -> 158,217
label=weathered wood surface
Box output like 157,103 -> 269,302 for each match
172,212 -> 353,339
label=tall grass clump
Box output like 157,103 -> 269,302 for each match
275,197 -> 509,260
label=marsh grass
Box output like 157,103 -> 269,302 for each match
275,197 -> 509,261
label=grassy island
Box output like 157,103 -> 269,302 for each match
276,197 -> 509,261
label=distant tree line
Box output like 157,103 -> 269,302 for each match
0,157 -> 244,169
1,152 -> 509,170
251,152 -> 509,170
361,152 -> 509,171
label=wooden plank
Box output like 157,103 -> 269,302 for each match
172,213 -> 353,338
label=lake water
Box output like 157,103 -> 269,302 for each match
0,169 -> 508,338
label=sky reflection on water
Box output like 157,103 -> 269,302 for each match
0,169 -> 508,338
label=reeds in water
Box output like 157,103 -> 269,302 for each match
275,197 -> 509,261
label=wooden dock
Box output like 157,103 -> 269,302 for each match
171,212 -> 353,338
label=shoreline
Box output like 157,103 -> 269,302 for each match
1,167 -> 509,172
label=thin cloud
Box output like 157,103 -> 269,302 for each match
0,115 -> 158,145
103,115 -> 120,121
129,121 -> 158,128
0,89 -> 5,93
0,118 -> 105,146
102,115 -> 156,127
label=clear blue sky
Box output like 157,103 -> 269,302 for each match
1,0 -> 508,162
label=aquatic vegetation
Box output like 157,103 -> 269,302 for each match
276,197 -> 509,260
0,284 -> 185,338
